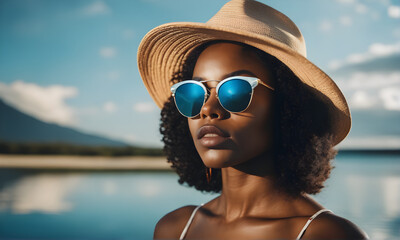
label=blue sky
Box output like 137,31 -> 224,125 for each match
0,0 -> 399,148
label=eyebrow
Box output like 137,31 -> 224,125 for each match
193,70 -> 257,81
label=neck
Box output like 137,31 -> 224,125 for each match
215,152 -> 301,221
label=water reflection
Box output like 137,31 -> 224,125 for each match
0,155 -> 399,239
346,175 -> 366,218
103,180 -> 118,195
345,174 -> 400,219
343,174 -> 400,239
383,176 -> 400,217
0,173 -> 82,214
135,179 -> 162,197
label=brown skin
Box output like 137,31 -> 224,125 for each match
154,43 -> 368,239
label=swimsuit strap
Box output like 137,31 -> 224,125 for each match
179,205 -> 332,240
296,209 -> 333,240
179,204 -> 204,240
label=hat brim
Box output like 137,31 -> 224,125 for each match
137,22 -> 351,145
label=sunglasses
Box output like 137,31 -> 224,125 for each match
171,76 -> 274,118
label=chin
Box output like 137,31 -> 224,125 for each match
199,148 -> 245,168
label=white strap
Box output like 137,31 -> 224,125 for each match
179,204 -> 204,240
296,209 -> 333,240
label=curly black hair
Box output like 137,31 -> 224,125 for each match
160,41 -> 338,197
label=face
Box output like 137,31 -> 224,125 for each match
187,42 -> 275,168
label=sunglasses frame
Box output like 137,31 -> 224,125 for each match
171,76 -> 275,118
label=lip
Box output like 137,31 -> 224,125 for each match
197,125 -> 229,139
197,125 -> 230,148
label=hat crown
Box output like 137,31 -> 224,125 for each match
206,0 -> 306,57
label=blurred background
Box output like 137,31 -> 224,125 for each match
0,0 -> 399,239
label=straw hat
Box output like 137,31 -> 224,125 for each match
137,0 -> 351,145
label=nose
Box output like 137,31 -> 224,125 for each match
199,88 -> 229,119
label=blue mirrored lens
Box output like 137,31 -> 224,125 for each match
218,79 -> 252,112
175,83 -> 205,117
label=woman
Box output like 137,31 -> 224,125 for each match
138,0 -> 368,239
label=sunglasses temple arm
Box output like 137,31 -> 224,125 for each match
258,80 -> 275,91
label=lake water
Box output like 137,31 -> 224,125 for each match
0,153 -> 399,240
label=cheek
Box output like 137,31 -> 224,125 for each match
231,114 -> 272,158
233,94 -> 275,153
188,119 -> 197,141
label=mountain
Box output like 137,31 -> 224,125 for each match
0,99 -> 128,146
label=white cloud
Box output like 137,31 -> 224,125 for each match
99,47 -> 117,58
334,72 -> 400,111
339,16 -> 353,26
350,90 -> 379,109
319,20 -> 333,32
388,5 -> 400,18
335,0 -> 389,20
133,102 -> 156,113
379,87 -> 400,110
82,1 -> 110,16
334,0 -> 375,19
328,60 -> 342,70
0,80 -> 78,125
329,42 -> 400,70
355,3 -> 368,14
346,53 -> 366,64
336,0 -> 356,4
369,42 -> 400,56
103,101 -> 117,113
336,72 -> 400,91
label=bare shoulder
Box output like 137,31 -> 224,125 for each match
303,211 -> 369,240
153,205 -> 198,240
